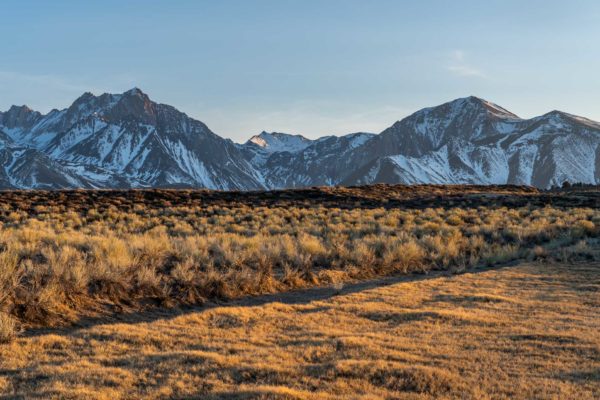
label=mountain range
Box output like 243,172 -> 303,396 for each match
1,88 -> 599,189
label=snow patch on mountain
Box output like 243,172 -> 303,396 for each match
347,132 -> 376,148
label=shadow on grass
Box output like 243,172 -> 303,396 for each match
21,261 -> 526,341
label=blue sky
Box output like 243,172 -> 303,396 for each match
1,0 -> 599,142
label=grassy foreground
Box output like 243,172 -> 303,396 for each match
1,260 -> 598,399
0,185 -> 600,338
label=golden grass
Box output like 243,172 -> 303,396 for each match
0,313 -> 18,344
0,188 -> 599,332
0,261 -> 598,399
0,186 -> 599,398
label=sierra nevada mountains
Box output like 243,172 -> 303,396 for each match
1,88 -> 599,189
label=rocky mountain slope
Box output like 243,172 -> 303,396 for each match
342,98 -> 600,188
1,89 -> 599,189
0,89 -> 263,189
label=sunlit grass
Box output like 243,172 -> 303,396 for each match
0,192 -> 598,333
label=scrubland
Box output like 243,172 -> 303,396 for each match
1,260 -> 598,399
0,185 -> 599,341
0,185 -> 599,398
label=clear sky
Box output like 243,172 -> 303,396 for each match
1,0 -> 599,142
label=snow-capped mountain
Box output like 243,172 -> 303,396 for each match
1,90 -> 600,189
241,132 -> 377,188
0,88 -> 264,189
246,131 -> 313,153
240,131 -> 316,172
341,98 -> 600,188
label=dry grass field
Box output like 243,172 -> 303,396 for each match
0,260 -> 598,399
0,185 -> 599,398
0,185 -> 598,333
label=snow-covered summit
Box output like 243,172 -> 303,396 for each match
247,131 -> 313,153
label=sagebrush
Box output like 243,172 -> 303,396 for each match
0,186 -> 598,334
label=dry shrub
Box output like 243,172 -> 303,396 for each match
207,309 -> 252,329
281,264 -> 305,288
574,220 -> 596,237
0,313 -> 19,343
370,366 -> 463,395
297,234 -> 327,265
532,245 -> 547,260
554,239 -> 599,262
335,361 -> 465,396
352,242 -> 377,269
383,240 -> 425,273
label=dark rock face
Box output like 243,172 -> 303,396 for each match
0,105 -> 42,133
1,90 -> 599,189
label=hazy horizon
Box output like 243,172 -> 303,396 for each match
2,0 -> 599,141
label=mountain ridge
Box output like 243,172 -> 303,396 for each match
1,89 -> 599,189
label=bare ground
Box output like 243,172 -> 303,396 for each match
1,260 -> 599,399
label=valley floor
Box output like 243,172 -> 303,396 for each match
1,261 -> 599,399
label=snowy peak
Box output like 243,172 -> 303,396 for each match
106,89 -> 156,124
246,131 -> 313,153
66,88 -> 155,119
533,110 -> 600,130
241,130 -> 378,189
377,96 -> 524,154
123,87 -> 148,98
461,96 -> 519,119
63,88 -> 156,125
414,95 -> 521,124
